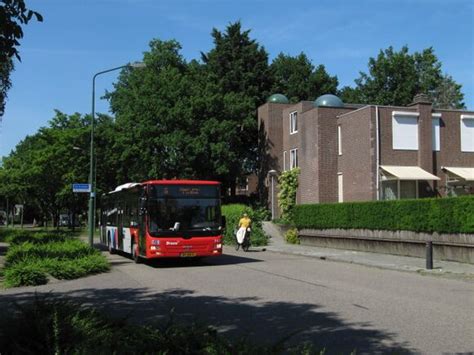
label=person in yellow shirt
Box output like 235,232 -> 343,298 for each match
239,213 -> 251,229
236,213 -> 252,250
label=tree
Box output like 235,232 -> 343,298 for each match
431,74 -> 465,110
107,39 -> 205,182
0,0 -> 43,117
201,21 -> 272,194
0,111 -> 116,226
270,52 -> 338,102
339,46 -> 465,109
108,22 -> 272,195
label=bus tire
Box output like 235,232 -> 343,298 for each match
132,242 -> 141,264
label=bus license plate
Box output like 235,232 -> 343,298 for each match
181,252 -> 197,257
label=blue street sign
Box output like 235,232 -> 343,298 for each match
73,183 -> 91,193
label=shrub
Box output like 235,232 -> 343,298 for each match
285,228 -> 299,244
8,231 -> 68,245
0,298 -> 275,354
277,168 -> 300,222
222,204 -> 269,246
5,239 -> 96,266
0,228 -> 29,243
2,233 -> 110,287
293,196 -> 474,234
0,228 -> 70,244
4,262 -> 48,287
45,255 -> 110,280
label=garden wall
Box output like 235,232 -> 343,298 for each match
299,228 -> 474,263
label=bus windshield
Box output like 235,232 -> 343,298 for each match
147,184 -> 221,236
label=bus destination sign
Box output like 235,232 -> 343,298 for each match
154,185 -> 219,198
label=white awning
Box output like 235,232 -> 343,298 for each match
442,167 -> 474,181
380,165 -> 440,181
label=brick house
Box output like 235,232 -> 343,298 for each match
258,93 -> 474,211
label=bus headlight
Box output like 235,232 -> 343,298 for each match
150,245 -> 160,251
215,243 -> 222,249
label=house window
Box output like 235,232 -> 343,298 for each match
290,148 -> 298,169
283,151 -> 287,171
392,112 -> 419,150
290,111 -> 298,134
382,180 -> 418,200
400,181 -> 417,199
338,125 -> 342,155
432,115 -> 441,151
382,180 -> 398,200
460,115 -> 474,152
338,173 -> 343,202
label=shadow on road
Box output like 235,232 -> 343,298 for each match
98,245 -> 264,269
0,287 -> 414,353
146,253 -> 263,269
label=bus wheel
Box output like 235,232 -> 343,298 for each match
132,242 -> 141,264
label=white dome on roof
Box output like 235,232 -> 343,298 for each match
314,94 -> 344,107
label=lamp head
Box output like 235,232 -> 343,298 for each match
129,61 -> 146,69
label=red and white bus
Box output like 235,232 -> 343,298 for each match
100,180 -> 224,262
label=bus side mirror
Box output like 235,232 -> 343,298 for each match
221,216 -> 226,229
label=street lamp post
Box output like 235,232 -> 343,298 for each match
268,170 -> 277,221
88,62 -> 146,247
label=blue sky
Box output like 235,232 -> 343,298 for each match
1,0 -> 473,157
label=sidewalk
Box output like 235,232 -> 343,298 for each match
262,222 -> 474,280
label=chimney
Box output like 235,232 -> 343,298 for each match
409,93 -> 435,196
409,93 -> 431,106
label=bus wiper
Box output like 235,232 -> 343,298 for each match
169,222 -> 180,231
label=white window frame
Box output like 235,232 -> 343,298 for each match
289,111 -> 298,134
460,114 -> 474,152
283,151 -> 287,171
290,148 -> 298,169
338,173 -> 343,202
432,114 -> 441,151
392,111 -> 419,150
337,125 -> 342,155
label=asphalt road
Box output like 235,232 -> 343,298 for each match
1,247 -> 473,354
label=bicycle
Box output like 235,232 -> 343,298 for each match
234,227 -> 251,252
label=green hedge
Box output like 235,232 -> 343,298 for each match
221,204 -> 269,246
294,196 -> 474,233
